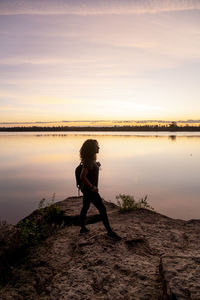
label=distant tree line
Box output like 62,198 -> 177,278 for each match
1,123 -> 200,132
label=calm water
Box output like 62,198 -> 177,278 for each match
1,131 -> 200,223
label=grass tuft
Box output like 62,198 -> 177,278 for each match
17,193 -> 64,248
116,194 -> 154,212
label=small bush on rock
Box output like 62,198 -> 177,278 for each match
116,194 -> 154,212
17,194 -> 64,248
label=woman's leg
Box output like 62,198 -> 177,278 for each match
90,192 -> 112,232
80,195 -> 91,230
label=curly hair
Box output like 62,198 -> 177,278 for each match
80,139 -> 98,161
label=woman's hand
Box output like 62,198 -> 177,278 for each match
91,186 -> 99,193
81,167 -> 99,192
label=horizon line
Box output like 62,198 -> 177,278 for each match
1,119 -> 200,125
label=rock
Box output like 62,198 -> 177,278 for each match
0,224 -> 21,284
0,197 -> 200,299
160,255 -> 200,299
56,196 -> 118,226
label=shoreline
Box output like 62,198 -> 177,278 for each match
1,125 -> 200,132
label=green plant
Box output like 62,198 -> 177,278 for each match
39,194 -> 64,225
116,194 -> 154,212
17,193 -> 64,248
17,218 -> 42,247
0,220 -> 7,226
38,192 -> 56,209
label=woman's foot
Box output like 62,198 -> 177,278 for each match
107,230 -> 122,240
79,227 -> 90,234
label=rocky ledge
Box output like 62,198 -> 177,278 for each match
0,197 -> 200,300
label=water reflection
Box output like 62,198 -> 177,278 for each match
0,132 -> 200,223
169,135 -> 176,141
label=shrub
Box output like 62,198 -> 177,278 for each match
17,218 -> 42,247
116,194 -> 154,212
17,194 -> 64,248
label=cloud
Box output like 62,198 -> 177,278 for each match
0,0 -> 200,16
0,57 -> 95,66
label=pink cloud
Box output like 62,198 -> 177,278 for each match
0,0 -> 200,16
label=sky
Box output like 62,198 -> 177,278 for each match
0,0 -> 200,123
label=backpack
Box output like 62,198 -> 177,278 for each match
75,163 -> 83,196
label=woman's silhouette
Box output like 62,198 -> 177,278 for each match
79,139 -> 121,240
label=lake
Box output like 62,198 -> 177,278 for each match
0,131 -> 200,223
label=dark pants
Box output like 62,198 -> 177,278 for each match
80,192 -> 112,232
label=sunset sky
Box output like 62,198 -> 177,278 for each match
1,0 -> 200,123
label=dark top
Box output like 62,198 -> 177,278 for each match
81,159 -> 100,193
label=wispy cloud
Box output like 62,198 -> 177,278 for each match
1,0 -> 200,16
0,57 -> 95,66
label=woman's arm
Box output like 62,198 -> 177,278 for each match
80,167 -> 98,192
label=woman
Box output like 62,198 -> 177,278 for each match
79,139 -> 121,240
